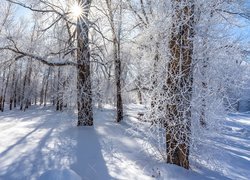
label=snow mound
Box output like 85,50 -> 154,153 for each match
38,169 -> 82,180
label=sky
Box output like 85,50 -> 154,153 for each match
16,5 -> 31,19
14,1 -> 250,47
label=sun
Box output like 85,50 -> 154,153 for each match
69,1 -> 84,20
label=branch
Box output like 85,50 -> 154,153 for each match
6,0 -> 56,13
0,46 -> 77,67
215,8 -> 250,20
125,0 -> 147,27
5,0 -> 76,26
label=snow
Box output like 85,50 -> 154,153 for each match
38,169 -> 81,180
0,105 -> 249,179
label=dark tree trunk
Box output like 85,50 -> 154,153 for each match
40,76 -> 45,106
77,0 -> 93,126
56,67 -> 63,111
19,62 -> 33,111
0,69 -> 6,111
106,0 -> 123,122
166,0 -> 195,169
116,4 -> 123,122
150,42 -> 159,109
200,57 -> 208,127
43,70 -> 50,107
2,66 -> 11,112
115,47 -> 123,122
39,68 -> 51,107
20,66 -> 28,111
24,63 -> 33,110
137,77 -> 143,104
114,35 -> 123,122
9,64 -> 16,110
0,96 -> 2,112
13,70 -> 19,108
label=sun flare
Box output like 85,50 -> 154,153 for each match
70,1 -> 84,20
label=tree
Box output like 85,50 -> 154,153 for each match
76,0 -> 93,126
105,0 -> 123,122
165,0 -> 195,169
1,0 -> 94,126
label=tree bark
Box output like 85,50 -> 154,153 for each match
0,69 -> 6,111
9,63 -> 16,110
166,0 -> 195,169
43,68 -> 51,107
115,41 -> 123,122
2,66 -> 11,112
40,75 -> 45,106
77,0 -> 93,126
106,0 -> 123,122
56,67 -> 63,111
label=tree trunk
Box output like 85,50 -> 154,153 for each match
0,69 -> 6,111
20,65 -> 28,111
13,69 -> 19,108
9,63 -> 16,110
40,76 -> 45,106
200,57 -> 208,127
2,66 -> 11,112
199,10 -> 214,127
0,96 -> 2,111
166,0 -> 195,169
77,0 -> 93,126
137,76 -> 143,104
43,69 -> 50,107
56,67 -> 63,111
115,42 -> 123,122
24,63 -> 33,110
106,0 -> 123,122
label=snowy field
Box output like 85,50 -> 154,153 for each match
0,105 -> 249,180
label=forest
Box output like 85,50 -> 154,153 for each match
0,0 -> 250,179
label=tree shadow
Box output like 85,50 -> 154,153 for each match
0,108 -> 110,180
70,127 -> 111,180
191,115 -> 250,180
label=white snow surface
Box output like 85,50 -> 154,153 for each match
0,105 -> 249,180
38,169 -> 81,180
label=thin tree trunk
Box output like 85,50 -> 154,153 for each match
200,57 -> 208,127
40,76 -> 45,106
106,0 -> 123,122
9,63 -> 16,110
137,76 -> 143,104
199,10 -> 214,127
43,68 -> 51,107
56,67 -> 63,111
13,77 -> 18,108
2,66 -> 11,112
0,69 -> 6,111
20,65 -> 28,111
149,39 -> 160,110
24,63 -> 33,110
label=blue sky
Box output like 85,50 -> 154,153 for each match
16,5 -> 31,19
14,1 -> 250,45
231,18 -> 250,44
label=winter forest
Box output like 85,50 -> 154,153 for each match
0,0 -> 250,179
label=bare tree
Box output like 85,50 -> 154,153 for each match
105,0 -> 123,122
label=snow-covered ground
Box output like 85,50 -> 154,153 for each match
0,105 -> 249,180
